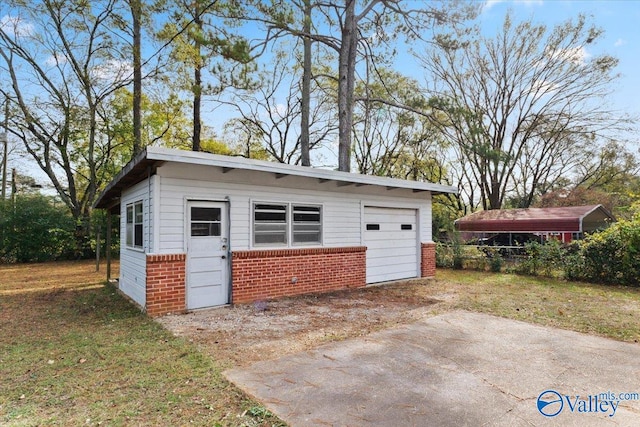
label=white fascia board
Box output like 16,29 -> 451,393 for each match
578,204 -> 614,232
579,205 -> 601,221
146,147 -> 457,194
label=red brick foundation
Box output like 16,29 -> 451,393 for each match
232,247 -> 367,303
421,242 -> 436,278
146,254 -> 186,316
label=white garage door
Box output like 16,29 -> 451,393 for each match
364,207 -> 418,284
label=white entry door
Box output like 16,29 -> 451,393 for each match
186,201 -> 229,309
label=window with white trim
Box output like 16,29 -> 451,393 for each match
253,202 -> 322,246
126,201 -> 144,248
253,203 -> 288,245
292,205 -> 322,244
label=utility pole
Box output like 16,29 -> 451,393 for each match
1,97 -> 8,200
11,168 -> 16,205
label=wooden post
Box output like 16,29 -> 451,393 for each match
96,228 -> 100,272
106,210 -> 112,281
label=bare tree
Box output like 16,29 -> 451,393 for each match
300,0 -> 313,166
420,13 -> 633,210
534,141 -> 640,217
130,0 -> 143,155
222,46 -> 336,164
0,0 -> 130,255
248,0 -> 476,171
353,69 -> 443,177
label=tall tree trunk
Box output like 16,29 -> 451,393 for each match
1,98 -> 8,200
300,0 -> 312,166
338,0 -> 357,172
193,64 -> 201,152
77,210 -> 93,259
192,4 -> 202,152
131,0 -> 142,155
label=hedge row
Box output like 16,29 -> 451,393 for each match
437,215 -> 640,286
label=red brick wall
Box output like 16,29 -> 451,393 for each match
421,242 -> 436,278
146,254 -> 186,317
232,247 -> 367,303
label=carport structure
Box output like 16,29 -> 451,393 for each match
455,204 -> 614,244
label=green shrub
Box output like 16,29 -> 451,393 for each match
436,241 -> 491,271
436,233 -> 465,269
562,242 -> 585,281
0,195 -> 76,262
452,232 -> 464,269
515,241 -> 542,275
437,217 -> 640,286
577,217 -> 640,286
485,247 -> 503,273
461,245 -> 487,270
514,240 -> 564,277
435,241 -> 453,268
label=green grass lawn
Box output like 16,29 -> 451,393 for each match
434,269 -> 640,343
1,262 -> 639,426
0,261 -> 283,426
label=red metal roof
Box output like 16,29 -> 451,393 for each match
455,205 -> 613,233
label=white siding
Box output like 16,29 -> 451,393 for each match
157,177 -> 363,251
154,163 -> 432,254
114,158 -> 436,308
419,192 -> 433,242
119,177 -> 153,307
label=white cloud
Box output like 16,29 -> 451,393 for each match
45,53 -> 67,67
614,38 -> 626,47
530,78 -> 556,95
483,0 -> 504,12
548,46 -> 591,65
522,0 -> 544,5
483,0 -> 544,13
0,14 -> 34,37
271,103 -> 288,118
90,59 -> 133,82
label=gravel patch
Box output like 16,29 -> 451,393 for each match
158,280 -> 441,366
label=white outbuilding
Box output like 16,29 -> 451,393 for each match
94,147 -> 456,316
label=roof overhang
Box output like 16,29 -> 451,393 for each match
94,147 -> 457,212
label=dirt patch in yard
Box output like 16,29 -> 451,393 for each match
158,280 -> 444,367
157,270 -> 640,369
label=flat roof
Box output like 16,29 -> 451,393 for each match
94,147 -> 457,210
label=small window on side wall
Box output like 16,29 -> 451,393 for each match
126,201 -> 144,249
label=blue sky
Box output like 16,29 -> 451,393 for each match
5,0 -> 640,188
478,0 -> 640,115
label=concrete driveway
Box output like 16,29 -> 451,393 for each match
225,311 -> 640,426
